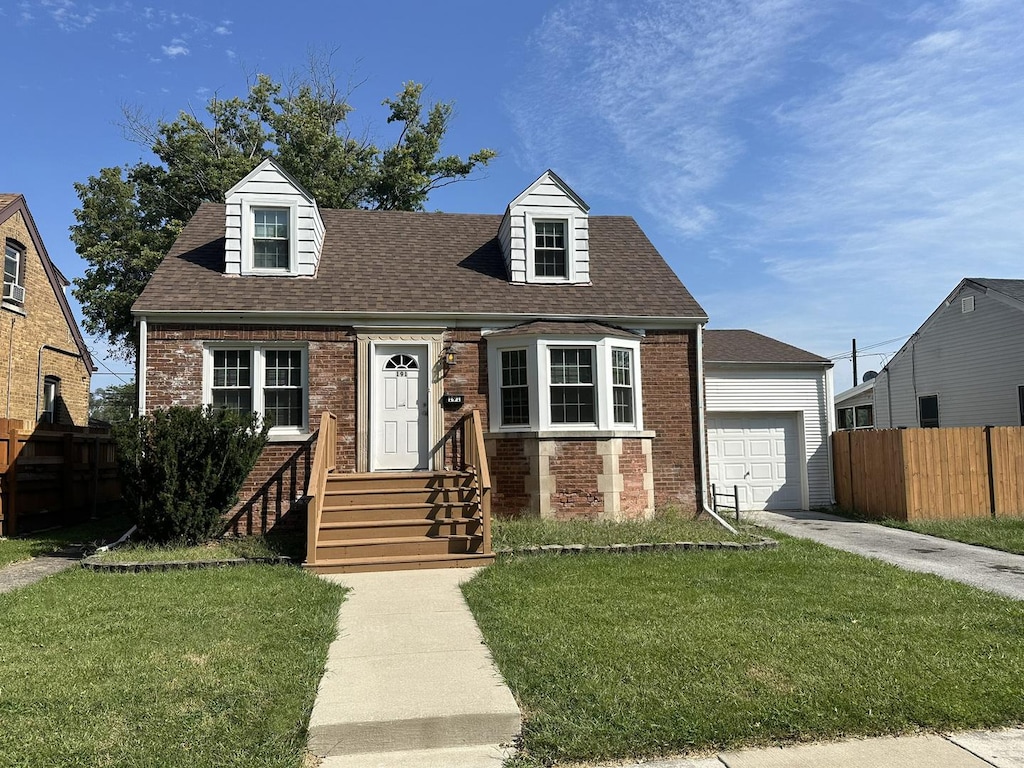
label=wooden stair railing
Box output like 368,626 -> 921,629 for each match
440,409 -> 492,555
305,410 -> 337,566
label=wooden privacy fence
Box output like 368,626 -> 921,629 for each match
832,427 -> 1024,521
0,418 -> 121,536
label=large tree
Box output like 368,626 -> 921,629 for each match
71,64 -> 496,361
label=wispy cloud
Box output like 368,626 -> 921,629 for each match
511,0 -> 1024,388
161,39 -> 189,57
214,21 -> 231,35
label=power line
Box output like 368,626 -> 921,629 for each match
828,334 -> 911,361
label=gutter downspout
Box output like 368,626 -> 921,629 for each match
137,316 -> 147,416
695,324 -> 739,534
6,315 -> 15,418
825,365 -> 836,505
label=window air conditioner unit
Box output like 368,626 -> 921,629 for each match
3,282 -> 25,303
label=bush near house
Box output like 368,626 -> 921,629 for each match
115,407 -> 268,544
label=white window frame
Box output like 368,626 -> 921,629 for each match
4,241 -> 25,306
238,196 -> 299,275
202,343 -> 309,439
487,335 -> 643,433
524,210 -> 577,284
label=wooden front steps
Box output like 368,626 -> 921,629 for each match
305,470 -> 494,574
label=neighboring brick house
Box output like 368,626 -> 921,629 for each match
133,161 -> 708,534
1,194 -> 93,426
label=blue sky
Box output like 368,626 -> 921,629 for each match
2,0 -> 1022,392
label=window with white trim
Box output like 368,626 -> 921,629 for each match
41,376 -> 59,423
534,221 -> 567,278
252,208 -> 290,269
611,348 -> 634,424
549,347 -> 595,424
500,349 -> 530,426
488,335 -> 643,432
205,345 -> 307,434
4,241 -> 25,305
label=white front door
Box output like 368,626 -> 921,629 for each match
373,345 -> 429,470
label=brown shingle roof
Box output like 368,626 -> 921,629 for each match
133,204 -> 707,321
0,194 -> 20,211
704,330 -> 830,365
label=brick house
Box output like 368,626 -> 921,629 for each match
1,194 -> 94,426
133,162 -> 709,570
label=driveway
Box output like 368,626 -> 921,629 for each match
748,509 -> 1024,601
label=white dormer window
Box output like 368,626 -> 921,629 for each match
524,211 -> 578,283
253,208 -> 290,270
224,158 -> 324,277
240,199 -> 298,274
534,221 -> 567,278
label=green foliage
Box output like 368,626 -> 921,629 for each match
88,382 -> 136,425
114,407 -> 269,544
71,59 -> 497,360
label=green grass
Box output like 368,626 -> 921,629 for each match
0,565 -> 344,768
880,516 -> 1024,555
493,514 -> 755,550
0,514 -> 132,568
464,536 -> 1024,766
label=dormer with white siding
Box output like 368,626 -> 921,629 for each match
224,158 -> 325,277
499,170 -> 590,285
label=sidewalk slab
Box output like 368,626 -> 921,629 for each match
948,727 -> 1024,768
319,743 -> 509,767
308,567 -> 521,758
0,555 -> 78,594
718,734 -> 990,768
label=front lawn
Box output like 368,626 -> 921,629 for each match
0,566 -> 343,768
0,514 -> 131,568
463,537 -> 1024,766
881,516 -> 1024,555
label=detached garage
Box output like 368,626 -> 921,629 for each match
703,330 -> 834,511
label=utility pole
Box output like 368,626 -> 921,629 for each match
852,338 -> 858,387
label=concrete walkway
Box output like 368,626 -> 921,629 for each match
603,727 -> 1024,767
308,568 -> 520,767
0,553 -> 80,594
747,509 -> 1024,601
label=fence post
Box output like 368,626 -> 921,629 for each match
733,484 -> 739,523
985,426 -> 996,518
91,435 -> 101,520
712,483 -> 717,516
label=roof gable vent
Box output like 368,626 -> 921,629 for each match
961,295 -> 975,313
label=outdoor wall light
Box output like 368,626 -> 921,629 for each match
444,348 -> 457,366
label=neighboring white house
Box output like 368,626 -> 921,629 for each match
703,330 -> 834,511
873,278 -> 1024,428
835,378 -> 875,429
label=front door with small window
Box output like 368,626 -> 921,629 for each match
372,346 -> 429,470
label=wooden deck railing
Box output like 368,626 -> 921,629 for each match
441,410 -> 492,554
305,411 -> 337,565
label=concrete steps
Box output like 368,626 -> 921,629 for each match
307,569 -> 520,759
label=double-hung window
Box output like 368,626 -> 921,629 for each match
252,208 -> 290,269
549,347 -> 595,424
611,348 -> 634,424
534,221 -> 567,278
500,349 -> 530,426
206,346 -> 307,435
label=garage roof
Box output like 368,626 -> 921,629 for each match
704,330 -> 830,365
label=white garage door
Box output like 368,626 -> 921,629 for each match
707,414 -> 802,511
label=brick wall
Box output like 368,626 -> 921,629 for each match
441,329 -> 489,434
486,436 -> 532,518
641,329 -> 701,512
1,209 -> 90,426
547,439 -> 605,520
146,324 -> 357,532
618,438 -> 651,519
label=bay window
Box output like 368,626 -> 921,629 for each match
488,334 -> 643,432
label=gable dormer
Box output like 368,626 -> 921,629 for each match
499,170 -> 590,285
224,158 -> 325,277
